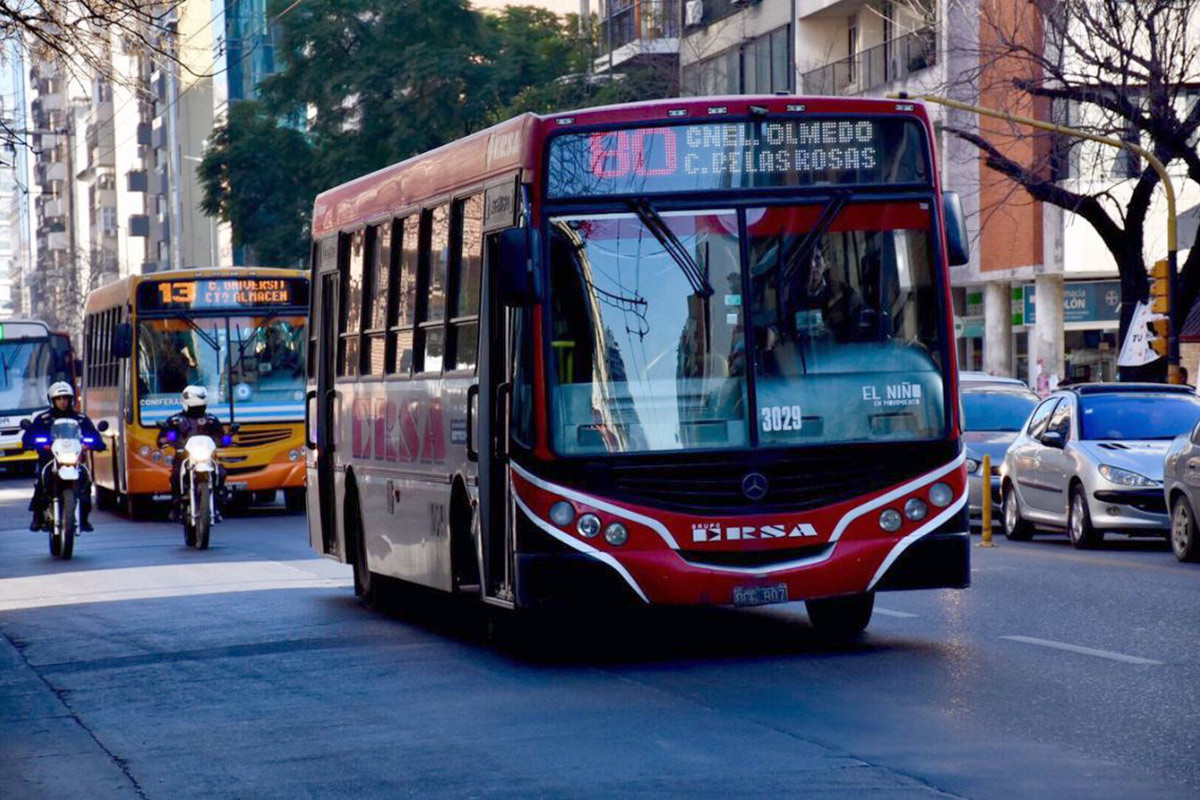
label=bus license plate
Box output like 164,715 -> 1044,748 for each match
733,584 -> 789,607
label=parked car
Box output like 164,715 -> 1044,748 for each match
1000,383 -> 1200,548
960,373 -> 1039,526
1161,421 -> 1200,561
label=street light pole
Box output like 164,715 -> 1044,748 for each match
889,91 -> 1181,384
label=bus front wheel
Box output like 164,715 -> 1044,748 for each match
805,592 -> 874,638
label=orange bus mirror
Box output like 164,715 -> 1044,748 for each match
943,191 -> 970,267
112,322 -> 133,358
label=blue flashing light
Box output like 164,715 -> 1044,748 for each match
221,435 -> 233,446
33,437 -> 48,444
165,430 -> 178,441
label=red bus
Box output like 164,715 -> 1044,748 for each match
306,96 -> 972,635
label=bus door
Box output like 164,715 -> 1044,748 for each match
478,229 -> 523,604
313,270 -> 340,556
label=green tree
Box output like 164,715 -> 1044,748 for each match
198,102 -> 316,266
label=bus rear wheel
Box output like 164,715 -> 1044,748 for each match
347,485 -> 373,605
805,592 -> 874,638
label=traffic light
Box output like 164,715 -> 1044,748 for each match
1149,317 -> 1170,358
1150,258 -> 1170,315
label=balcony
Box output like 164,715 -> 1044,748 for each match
42,197 -> 66,219
596,0 -> 680,73
801,25 -> 937,96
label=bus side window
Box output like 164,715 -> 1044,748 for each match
337,230 -> 364,378
449,194 -> 483,372
388,216 -> 419,376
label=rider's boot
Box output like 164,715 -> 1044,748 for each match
169,499 -> 181,523
81,514 -> 94,532
29,513 -> 41,532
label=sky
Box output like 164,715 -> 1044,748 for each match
472,0 -> 582,14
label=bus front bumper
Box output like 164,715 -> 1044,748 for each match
514,504 -> 970,609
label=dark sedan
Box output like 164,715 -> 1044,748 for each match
960,373 -> 1039,525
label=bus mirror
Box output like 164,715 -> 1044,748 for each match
498,227 -> 538,307
112,322 -> 133,358
19,419 -> 30,430
943,191 -> 970,267
97,420 -> 110,433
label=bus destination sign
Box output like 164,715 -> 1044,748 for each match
546,118 -> 929,198
138,278 -> 308,311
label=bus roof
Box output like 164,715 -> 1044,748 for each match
84,267 -> 308,314
311,95 -> 935,239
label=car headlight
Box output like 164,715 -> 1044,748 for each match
965,458 -> 980,474
1097,464 -> 1160,488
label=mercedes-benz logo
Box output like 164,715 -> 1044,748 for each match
741,472 -> 769,501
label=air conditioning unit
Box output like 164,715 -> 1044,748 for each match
685,0 -> 703,27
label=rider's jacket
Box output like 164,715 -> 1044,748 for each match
157,409 -> 226,452
21,409 -> 106,454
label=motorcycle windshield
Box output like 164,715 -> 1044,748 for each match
50,419 -> 81,441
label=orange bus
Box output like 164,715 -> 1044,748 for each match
83,268 -> 310,517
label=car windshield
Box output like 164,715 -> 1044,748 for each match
546,200 -> 946,455
0,338 -> 56,415
962,388 -> 1038,432
227,315 -> 307,421
1079,394 -> 1200,440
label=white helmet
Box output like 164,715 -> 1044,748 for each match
181,385 -> 208,410
47,381 -> 75,402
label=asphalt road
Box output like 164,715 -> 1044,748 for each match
1,474 -> 1198,799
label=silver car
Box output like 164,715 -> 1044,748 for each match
960,373 -> 1038,525
1001,384 -> 1200,548
1162,420 -> 1200,561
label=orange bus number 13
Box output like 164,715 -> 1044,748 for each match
158,282 -> 196,304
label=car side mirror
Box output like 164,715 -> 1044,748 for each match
112,322 -> 133,358
943,191 -> 970,267
97,420 -> 109,433
1041,430 -> 1066,448
19,419 -> 30,430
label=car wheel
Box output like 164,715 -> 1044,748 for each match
1068,484 -> 1103,549
1003,484 -> 1033,541
1170,494 -> 1200,562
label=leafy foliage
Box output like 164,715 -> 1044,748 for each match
199,1 -> 676,261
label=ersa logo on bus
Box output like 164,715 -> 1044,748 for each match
691,521 -> 819,543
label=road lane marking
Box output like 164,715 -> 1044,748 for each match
874,607 -> 918,618
1001,635 -> 1162,665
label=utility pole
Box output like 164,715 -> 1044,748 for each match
890,91 -> 1181,384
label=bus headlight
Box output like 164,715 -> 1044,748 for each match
904,497 -> 928,521
577,514 -> 601,538
288,449 -> 301,462
139,445 -> 151,457
604,523 -> 628,546
929,482 -> 954,508
151,451 -> 163,462
879,509 -> 903,532
549,501 -> 574,526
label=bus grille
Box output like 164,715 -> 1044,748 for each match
232,429 -> 292,447
573,441 -> 959,515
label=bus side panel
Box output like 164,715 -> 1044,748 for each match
83,385 -> 121,492
348,378 -> 472,593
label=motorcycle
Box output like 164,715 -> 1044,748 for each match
22,417 -> 107,560
160,422 -> 236,550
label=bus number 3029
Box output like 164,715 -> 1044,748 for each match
761,406 -> 803,433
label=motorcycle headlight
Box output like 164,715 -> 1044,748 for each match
55,451 -> 79,466
1098,464 -> 1159,488
185,437 -> 218,462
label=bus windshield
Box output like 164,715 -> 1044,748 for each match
136,316 -> 307,423
547,200 -> 946,455
227,315 -> 307,421
0,338 -> 56,415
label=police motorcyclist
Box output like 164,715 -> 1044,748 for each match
158,385 -> 228,521
23,382 -> 105,532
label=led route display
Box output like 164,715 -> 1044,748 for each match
138,278 -> 309,311
546,117 -> 929,198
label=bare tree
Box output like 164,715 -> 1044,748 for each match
936,0 -> 1200,371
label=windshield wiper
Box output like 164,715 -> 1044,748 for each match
780,192 -> 850,283
233,314 -> 279,366
169,313 -> 221,352
629,198 -> 713,297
